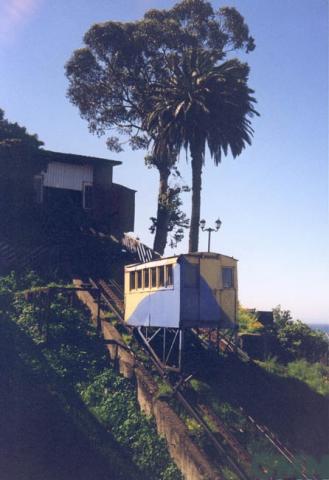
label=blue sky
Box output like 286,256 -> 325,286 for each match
0,0 -> 328,323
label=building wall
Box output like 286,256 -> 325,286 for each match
36,159 -> 134,235
93,183 -> 135,233
180,254 -> 238,328
93,164 -> 113,188
124,259 -> 180,328
43,161 -> 93,191
110,184 -> 135,233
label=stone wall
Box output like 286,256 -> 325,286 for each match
73,280 -> 221,480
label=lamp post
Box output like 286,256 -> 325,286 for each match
199,218 -> 222,252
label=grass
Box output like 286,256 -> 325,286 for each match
0,272 -> 182,480
155,380 -> 173,399
257,357 -> 329,397
183,347 -> 329,478
3,271 -> 328,479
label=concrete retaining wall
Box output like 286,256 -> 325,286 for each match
73,280 -> 221,480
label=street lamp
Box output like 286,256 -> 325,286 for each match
200,218 -> 222,252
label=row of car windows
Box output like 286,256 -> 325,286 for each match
130,264 -> 173,291
129,264 -> 234,291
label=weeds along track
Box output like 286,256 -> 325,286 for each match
89,277 -> 313,480
90,278 -> 250,480
193,332 -> 313,480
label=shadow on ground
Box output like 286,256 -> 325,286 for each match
0,318 -> 140,480
196,349 -> 329,458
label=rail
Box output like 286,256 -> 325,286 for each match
90,277 -> 251,480
90,277 -> 314,480
121,234 -> 160,263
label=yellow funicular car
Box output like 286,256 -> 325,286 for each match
124,252 -> 238,370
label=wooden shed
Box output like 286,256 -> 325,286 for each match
33,149 -> 135,234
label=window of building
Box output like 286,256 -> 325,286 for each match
144,269 -> 149,288
137,270 -> 142,289
151,267 -> 157,288
130,271 -> 136,290
222,267 -> 234,288
33,175 -> 43,204
158,266 -> 165,287
166,265 -> 173,287
83,183 -> 93,210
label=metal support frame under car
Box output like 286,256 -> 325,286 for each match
137,326 -> 184,372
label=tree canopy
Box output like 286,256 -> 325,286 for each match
143,49 -> 258,250
0,108 -> 44,177
66,0 -> 254,151
272,306 -> 328,363
66,0 -> 257,253
0,109 -> 43,149
0,109 -> 45,238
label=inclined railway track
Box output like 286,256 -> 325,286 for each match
90,277 -> 250,480
90,277 -> 313,480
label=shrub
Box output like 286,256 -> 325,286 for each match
2,272 -> 182,480
286,360 -> 329,396
257,357 -> 329,397
238,306 -> 264,334
276,319 -> 328,363
81,370 -> 181,480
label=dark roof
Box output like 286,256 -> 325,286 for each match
36,149 -> 122,167
126,251 -> 237,268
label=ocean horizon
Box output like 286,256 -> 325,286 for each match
308,323 -> 329,334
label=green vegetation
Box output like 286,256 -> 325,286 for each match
80,371 -> 180,480
237,306 -> 264,333
66,0 -> 257,253
0,272 -> 181,480
186,365 -> 329,478
272,306 -> 328,363
0,108 -> 43,149
2,269 -> 328,478
237,304 -> 329,398
181,327 -> 327,476
0,109 -> 47,241
155,380 -> 174,400
248,306 -> 329,396
257,357 -> 329,397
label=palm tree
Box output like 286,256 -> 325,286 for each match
144,50 -> 258,252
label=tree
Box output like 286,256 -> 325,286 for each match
0,108 -> 44,185
148,164 -> 190,252
144,148 -> 187,254
237,305 -> 264,333
66,21 -> 181,254
272,306 -> 329,363
144,49 -> 258,251
65,0 -> 256,253
0,109 -> 45,237
0,109 -> 43,148
272,305 -> 293,328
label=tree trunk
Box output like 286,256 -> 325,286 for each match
188,149 -> 203,253
153,166 -> 171,256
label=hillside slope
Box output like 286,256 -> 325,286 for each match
0,317 -> 140,480
0,274 -> 181,480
